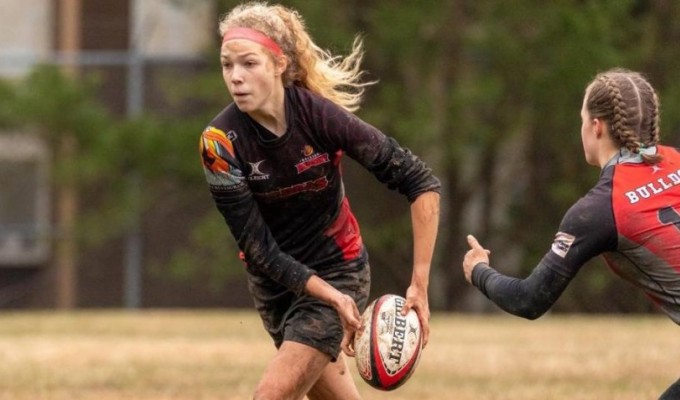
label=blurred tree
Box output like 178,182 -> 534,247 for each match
4,0 -> 680,312
472,0 -> 637,313
1,65 -> 241,305
206,0 -> 680,312
288,0 -> 640,309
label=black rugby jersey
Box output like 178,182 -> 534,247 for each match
474,145 -> 680,324
200,85 -> 441,296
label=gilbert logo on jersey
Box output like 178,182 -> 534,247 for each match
296,145 -> 330,174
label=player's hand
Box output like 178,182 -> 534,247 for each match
402,283 -> 430,348
333,293 -> 362,330
304,276 -> 362,356
333,293 -> 362,357
341,328 -> 356,357
463,234 -> 491,283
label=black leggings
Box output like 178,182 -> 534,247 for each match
659,378 -> 680,400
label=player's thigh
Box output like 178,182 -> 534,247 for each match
254,340 -> 330,400
307,353 -> 361,400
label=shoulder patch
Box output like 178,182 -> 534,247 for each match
200,126 -> 236,173
199,126 -> 245,190
551,232 -> 576,258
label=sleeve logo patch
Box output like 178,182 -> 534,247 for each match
551,232 -> 575,258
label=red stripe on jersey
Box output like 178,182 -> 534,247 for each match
324,197 -> 363,261
610,146 -> 680,274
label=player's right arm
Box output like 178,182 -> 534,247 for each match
199,126 -> 362,331
463,183 -> 617,319
464,238 -> 572,320
199,126 -> 314,296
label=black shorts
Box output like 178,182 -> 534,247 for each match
247,261 -> 371,361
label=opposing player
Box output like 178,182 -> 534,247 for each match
199,2 -> 440,399
462,68 -> 680,399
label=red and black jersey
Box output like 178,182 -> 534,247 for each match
199,86 -> 441,296
473,145 -> 680,324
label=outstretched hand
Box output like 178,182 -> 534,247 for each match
463,235 -> 491,283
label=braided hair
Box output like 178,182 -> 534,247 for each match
585,68 -> 662,164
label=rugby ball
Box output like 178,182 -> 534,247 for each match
354,294 -> 423,390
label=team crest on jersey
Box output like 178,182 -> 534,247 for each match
551,232 -> 575,258
247,160 -> 270,181
296,145 -> 330,174
302,145 -> 314,157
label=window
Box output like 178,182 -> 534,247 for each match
0,134 -> 50,266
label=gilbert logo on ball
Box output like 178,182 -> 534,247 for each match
354,294 -> 423,390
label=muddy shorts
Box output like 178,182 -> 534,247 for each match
247,261 -> 370,361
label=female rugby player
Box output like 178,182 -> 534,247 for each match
463,68 -> 680,399
200,2 -> 440,398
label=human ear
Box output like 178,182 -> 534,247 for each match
274,55 -> 287,77
592,118 -> 605,138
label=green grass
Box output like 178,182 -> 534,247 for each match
0,310 -> 677,399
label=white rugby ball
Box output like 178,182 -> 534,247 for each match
354,294 -> 423,390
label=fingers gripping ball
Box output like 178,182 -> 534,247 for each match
354,294 -> 423,391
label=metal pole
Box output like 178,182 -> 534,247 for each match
124,0 -> 143,309
54,0 -> 81,310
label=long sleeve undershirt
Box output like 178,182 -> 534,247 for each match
471,261 -> 572,320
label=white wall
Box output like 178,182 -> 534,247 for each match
134,0 -> 215,57
0,0 -> 53,77
0,0 -> 215,78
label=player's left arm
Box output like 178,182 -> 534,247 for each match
402,191 -> 440,348
315,97 -> 442,344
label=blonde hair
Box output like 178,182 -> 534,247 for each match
585,68 -> 662,164
219,1 -> 375,113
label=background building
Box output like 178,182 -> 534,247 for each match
0,0 -> 218,308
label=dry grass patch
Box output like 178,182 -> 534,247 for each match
0,311 -> 677,399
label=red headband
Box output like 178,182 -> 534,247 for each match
222,27 -> 283,57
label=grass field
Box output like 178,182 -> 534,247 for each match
0,310 -> 677,399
